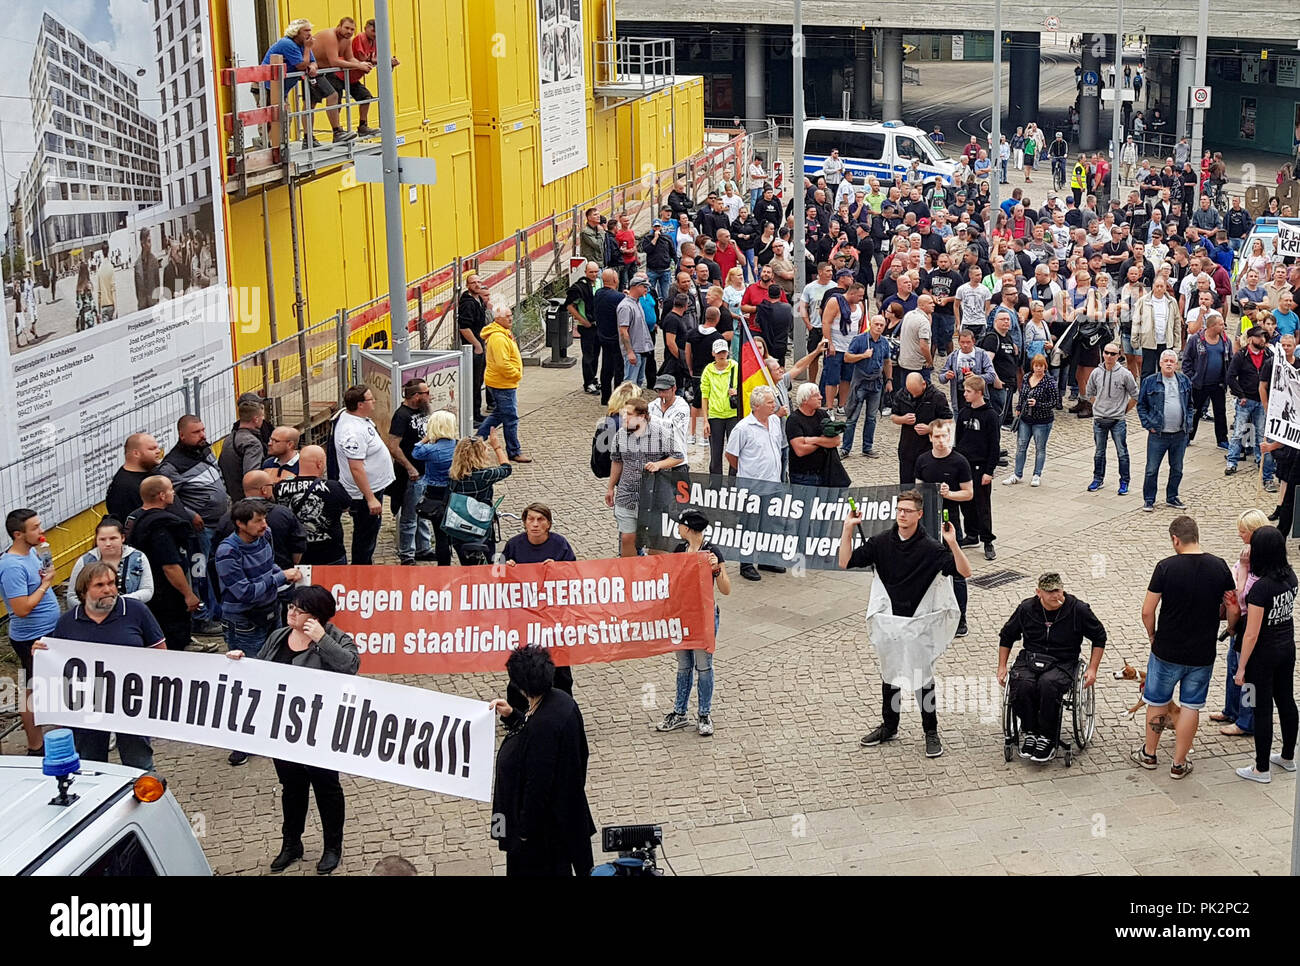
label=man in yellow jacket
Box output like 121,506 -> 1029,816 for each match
1070,156 -> 1088,208
476,305 -> 532,462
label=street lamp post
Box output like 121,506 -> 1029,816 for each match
793,0 -> 806,294
1111,0 -> 1124,170
1188,0 -> 1209,208
375,0 -> 410,364
990,7 -> 1002,215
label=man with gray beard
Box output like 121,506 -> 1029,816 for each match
50,562 -> 166,770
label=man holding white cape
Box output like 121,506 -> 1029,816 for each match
838,489 -> 972,758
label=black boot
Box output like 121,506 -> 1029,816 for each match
270,840 -> 303,872
317,846 -> 342,874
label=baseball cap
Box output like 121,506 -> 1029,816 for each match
712,338 -> 730,354
834,269 -> 854,280
678,510 -> 711,533
918,217 -> 931,229
629,272 -> 649,288
956,224 -> 969,233
1037,572 -> 1065,592
654,374 -> 677,390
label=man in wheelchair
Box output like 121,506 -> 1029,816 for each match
997,572 -> 1107,762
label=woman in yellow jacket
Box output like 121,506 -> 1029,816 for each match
700,337 -> 740,476
476,306 -> 532,462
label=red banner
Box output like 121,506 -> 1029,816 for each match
311,555 -> 716,675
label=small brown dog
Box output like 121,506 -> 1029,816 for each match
1113,659 -> 1189,731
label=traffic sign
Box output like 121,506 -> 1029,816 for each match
1082,70 -> 1099,86
1043,16 -> 1060,30
1190,86 -> 1212,108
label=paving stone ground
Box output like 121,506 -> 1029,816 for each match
5,362 -> 1296,876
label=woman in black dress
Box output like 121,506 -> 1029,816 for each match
489,646 -> 595,876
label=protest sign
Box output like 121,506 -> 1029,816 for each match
1277,220 -> 1300,258
637,473 -> 940,570
33,639 -> 494,802
307,555 -> 716,674
1265,349 -> 1300,449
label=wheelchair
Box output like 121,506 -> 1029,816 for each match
1001,657 -> 1096,766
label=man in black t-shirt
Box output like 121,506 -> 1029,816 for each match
388,379 -> 433,566
458,273 -> 491,420
274,446 -> 351,565
914,420 -> 973,636
1136,515 -> 1237,778
132,475 -> 201,650
565,260 -> 600,394
922,252 -> 963,357
785,383 -> 842,486
839,489 -> 972,758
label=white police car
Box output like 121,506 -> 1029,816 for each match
0,729 -> 210,875
802,119 -> 957,186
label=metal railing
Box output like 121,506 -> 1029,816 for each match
594,37 -> 676,94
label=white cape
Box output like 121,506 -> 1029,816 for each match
865,573 -> 960,690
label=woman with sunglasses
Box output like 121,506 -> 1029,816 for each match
227,584 -> 359,874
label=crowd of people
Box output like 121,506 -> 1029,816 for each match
7,133 -> 1300,878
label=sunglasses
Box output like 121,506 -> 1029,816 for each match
1103,350 -> 1119,356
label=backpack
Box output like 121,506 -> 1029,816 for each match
591,415 -> 616,478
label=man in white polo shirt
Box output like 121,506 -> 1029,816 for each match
333,384 -> 396,565
726,383 -> 787,582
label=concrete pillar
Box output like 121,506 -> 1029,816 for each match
881,28 -> 903,120
744,26 -> 765,132
1008,31 -> 1040,129
1079,44 -> 1101,151
1175,34 -> 1196,141
854,31 -> 873,119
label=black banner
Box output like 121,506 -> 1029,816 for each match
637,473 -> 941,569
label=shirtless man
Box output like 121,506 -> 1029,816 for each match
310,17 -> 377,137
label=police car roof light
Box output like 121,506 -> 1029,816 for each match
42,729 -> 80,780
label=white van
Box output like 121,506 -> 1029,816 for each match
802,119 -> 956,185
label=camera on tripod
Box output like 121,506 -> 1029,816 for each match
591,824 -> 664,876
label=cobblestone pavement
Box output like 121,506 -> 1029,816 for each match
5,363 -> 1295,876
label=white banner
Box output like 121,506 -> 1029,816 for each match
33,639 -> 494,802
537,0 -> 588,184
1277,221 -> 1300,259
1266,350 -> 1300,450
865,574 -> 960,689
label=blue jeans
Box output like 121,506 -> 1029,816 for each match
398,477 -> 433,562
842,380 -> 882,453
675,647 -> 715,716
1229,237 -> 1245,253
477,386 -> 521,456
742,248 -> 757,282
1143,430 -> 1188,505
987,386 -> 1008,425
1227,399 -> 1271,480
749,187 -> 762,209
1015,421 -> 1052,477
222,608 -> 279,658
1092,417 -> 1130,484
648,268 -> 673,305
193,526 -> 220,622
790,471 -> 823,487
624,352 -> 647,386
1222,643 -> 1255,732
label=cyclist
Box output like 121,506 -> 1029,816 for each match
1048,132 -> 1070,187
1070,155 -> 1089,208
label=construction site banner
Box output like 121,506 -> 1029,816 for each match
304,555 -> 717,675
0,1 -> 235,523
537,0 -> 588,183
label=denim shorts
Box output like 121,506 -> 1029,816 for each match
1143,652 -> 1213,710
1121,332 -> 1140,356
613,503 -> 639,534
822,351 -> 844,385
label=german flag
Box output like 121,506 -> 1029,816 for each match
739,322 -> 772,417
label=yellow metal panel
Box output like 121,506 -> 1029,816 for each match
387,0 -> 424,130
421,0 -> 472,122
338,178 -> 373,309
228,186 -> 298,357
299,173 -> 350,325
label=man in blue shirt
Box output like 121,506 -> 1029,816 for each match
261,19 -> 357,145
1274,292 -> 1299,339
52,562 -> 166,771
1,508 -> 60,755
593,268 -> 627,405
840,314 -> 893,457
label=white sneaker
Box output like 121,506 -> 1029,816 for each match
688,434 -> 697,446
1270,753 -> 1297,772
1002,475 -> 1021,486
1236,765 -> 1271,783
1030,475 -> 1041,487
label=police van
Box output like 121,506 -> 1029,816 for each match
802,119 -> 957,185
0,731 -> 210,876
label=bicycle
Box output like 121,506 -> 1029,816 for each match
1051,157 -> 1067,193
